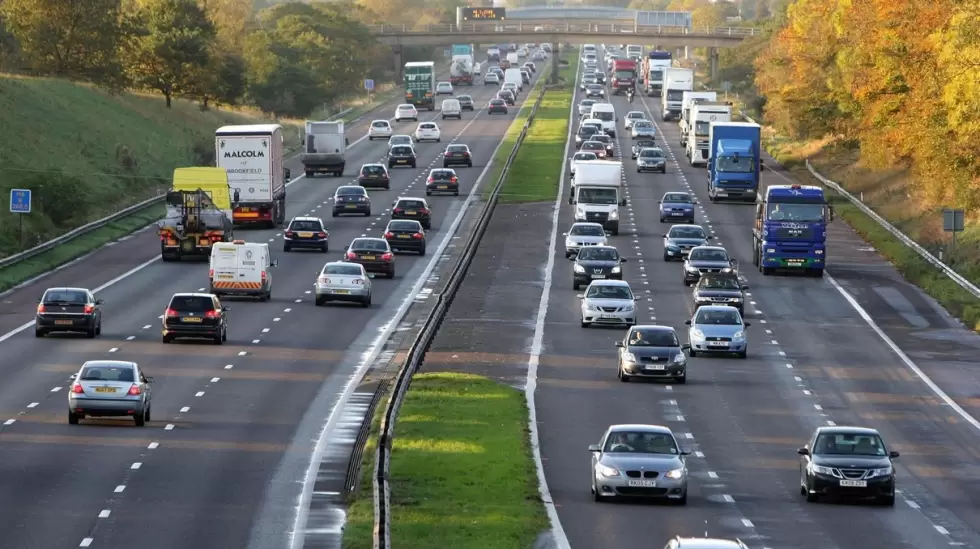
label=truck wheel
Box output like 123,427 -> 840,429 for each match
305,171 -> 313,178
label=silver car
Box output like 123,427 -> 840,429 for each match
579,280 -> 639,328
664,537 -> 749,549
564,222 -> 608,258
623,111 -> 646,130
631,120 -> 657,139
686,305 -> 750,358
636,147 -> 667,173
315,261 -> 372,307
68,360 -> 153,426
578,99 -> 597,116
590,424 -> 689,504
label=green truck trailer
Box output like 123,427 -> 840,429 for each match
404,61 -> 436,111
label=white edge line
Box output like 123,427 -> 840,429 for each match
524,58 -> 578,549
287,79 -> 535,549
825,272 -> 980,432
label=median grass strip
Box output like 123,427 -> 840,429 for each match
342,372 -> 548,549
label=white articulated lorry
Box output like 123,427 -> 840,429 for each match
569,160 -> 625,235
679,91 -> 717,145
661,67 -> 694,121
687,101 -> 732,167
215,124 -> 288,228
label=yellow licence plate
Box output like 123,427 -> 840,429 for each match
298,232 -> 313,237
182,317 -> 202,323
346,205 -> 357,209
217,274 -> 233,279
397,234 -> 410,239
361,255 -> 376,260
95,387 -> 116,393
333,289 -> 350,294
405,210 -> 417,215
55,320 -> 73,325
438,185 -> 448,189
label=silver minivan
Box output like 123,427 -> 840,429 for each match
441,98 -> 462,120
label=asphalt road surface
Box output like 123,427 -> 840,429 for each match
0,64 -> 545,549
430,49 -> 980,549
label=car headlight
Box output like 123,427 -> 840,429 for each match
672,353 -> 686,363
815,249 -> 824,255
809,464 -> 836,476
596,464 -> 620,477
868,466 -> 892,478
695,296 -> 711,302
622,304 -> 634,312
665,468 -> 685,479
622,352 -> 637,363
721,267 -> 733,273
573,264 -> 585,273
565,238 -> 574,247
611,266 -> 621,274
766,248 -> 776,253
732,331 -> 745,340
588,304 -> 602,311
608,210 -> 619,219
690,329 -> 704,339
575,208 -> 586,218
684,264 -> 698,272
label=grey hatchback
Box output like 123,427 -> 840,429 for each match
68,360 -> 153,426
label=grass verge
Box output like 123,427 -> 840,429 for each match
0,203 -> 163,293
342,372 -> 548,549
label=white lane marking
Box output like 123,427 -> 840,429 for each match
708,471 -> 719,479
826,272 -> 980,432
238,351 -> 247,356
165,424 -> 175,430
695,451 -> 705,458
802,390 -> 811,396
722,494 -> 735,502
114,485 -> 126,493
262,328 -> 270,333
195,391 -> 205,397
3,419 -> 15,425
80,538 -> 94,547
98,509 -> 111,518
148,442 -> 159,449
252,339 -> 261,344
814,404 -> 823,411
284,308 -> 292,313
826,420 -> 836,426
179,407 -> 190,413
935,525 -> 950,535
108,347 -> 118,353
786,363 -> 794,369
210,377 -> 220,383
51,386 -> 62,392
675,415 -> 685,422
27,402 -> 38,408
131,462 -> 142,470
273,318 -> 281,322
906,499 -> 920,509
742,518 -> 754,528
224,364 -> 234,370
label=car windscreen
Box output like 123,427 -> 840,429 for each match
813,433 -> 887,456
429,171 -> 454,180
397,200 -> 425,209
388,221 -> 421,232
585,285 -> 632,300
288,220 -> 321,231
447,145 -> 467,153
664,193 -> 691,203
592,111 -> 614,121
578,248 -> 618,261
695,309 -> 741,325
628,329 -> 679,347
569,225 -> 604,236
391,146 -> 413,154
668,227 -> 705,239
701,276 -> 740,289
337,187 -> 365,196
372,121 -> 389,128
351,239 -> 388,251
604,431 -> 679,455
324,264 -> 363,276
43,289 -> 88,304
640,149 -> 663,158
362,165 -> 386,175
80,364 -> 135,382
170,296 -> 214,312
689,249 -> 728,261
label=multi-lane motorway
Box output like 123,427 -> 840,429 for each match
0,64 -> 544,549
429,49 -> 980,548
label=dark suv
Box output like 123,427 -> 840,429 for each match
392,197 -> 432,229
283,216 -> 328,252
387,145 -> 417,169
162,293 -> 229,344
35,287 -> 103,338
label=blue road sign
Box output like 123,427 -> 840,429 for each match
364,79 -> 375,91
444,49 -> 451,58
9,189 -> 31,213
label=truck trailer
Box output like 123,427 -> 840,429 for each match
215,124 -> 288,227
707,121 -> 763,202
752,184 -> 831,277
686,101 -> 732,166
643,51 -> 672,97
159,167 -> 234,262
679,91 -> 717,145
301,121 -> 347,178
404,61 -> 436,110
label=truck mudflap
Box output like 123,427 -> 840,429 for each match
302,154 -> 345,177
233,200 -> 285,228
159,230 -> 228,261
450,76 -> 473,85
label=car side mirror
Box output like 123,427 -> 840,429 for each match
69,373 -> 77,380
222,306 -> 230,312
567,256 -> 575,261
620,258 -> 627,262
741,284 -> 749,290
96,299 -> 104,305
619,198 -> 627,206
284,168 -> 291,181
569,198 -> 576,205
760,163 -> 766,172
681,343 -> 691,350
706,235 -> 713,240
684,320 -> 692,325
562,232 -> 568,236
889,451 -> 900,458
145,376 -> 154,383
744,322 -> 751,328
798,447 -> 810,456
576,294 -> 584,299
634,297 -> 642,301
615,341 -> 624,347
693,201 -> 699,205
656,201 -> 661,204
589,444 -> 601,452
37,297 -> 43,303
345,137 -> 350,146
368,273 -> 376,279
272,258 -> 279,267
680,450 -> 691,456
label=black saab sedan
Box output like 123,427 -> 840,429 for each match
615,325 -> 688,384
570,245 -> 626,290
692,274 -> 747,314
799,426 -> 898,506
682,246 -> 736,286
36,287 -> 103,338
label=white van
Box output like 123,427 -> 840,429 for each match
441,98 -> 462,120
589,103 -> 618,137
504,68 -> 523,92
209,241 -> 278,300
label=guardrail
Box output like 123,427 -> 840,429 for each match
372,67 -> 557,549
738,110 -> 980,301
368,23 -> 760,37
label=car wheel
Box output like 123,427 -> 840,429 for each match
315,296 -> 325,306
573,280 -> 579,290
592,482 -> 607,502
96,321 -> 102,336
689,349 -> 698,357
86,326 -> 97,338
332,211 -> 338,218
134,408 -> 146,427
411,163 -> 416,168
419,246 -> 426,256
878,494 -> 895,506
284,245 -> 291,252
737,350 -> 747,359
162,335 -> 172,344
68,411 -> 79,425
675,492 -> 688,505
214,330 -> 223,345
618,367 -> 630,382
663,253 -> 670,261
145,406 -> 151,422
35,328 -> 45,338
467,162 -> 473,167
362,295 -> 372,308
426,191 -> 432,196
675,375 -> 687,384
804,482 -> 818,503
443,163 -> 449,168
581,319 -> 589,328
222,326 -> 228,342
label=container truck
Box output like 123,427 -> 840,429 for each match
158,167 -> 234,262
753,184 -> 832,277
450,55 -> 474,85
686,101 -> 732,167
679,91 -> 717,145
610,59 -> 637,95
661,67 -> 693,121
643,51 -> 672,96
404,61 -> 436,110
301,121 -> 347,178
707,122 -> 763,202
568,160 -> 626,235
215,124 -> 288,227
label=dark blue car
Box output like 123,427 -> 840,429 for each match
658,191 -> 697,224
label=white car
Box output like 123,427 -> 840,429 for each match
394,104 -> 418,122
314,261 -> 372,307
368,120 -> 393,140
436,81 -> 454,95
414,122 -> 441,142
563,222 -> 608,258
623,111 -> 646,130
578,99 -> 597,117
484,73 -> 500,85
569,151 -> 598,177
578,280 -> 639,328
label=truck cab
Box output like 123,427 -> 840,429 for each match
569,160 -> 626,235
661,68 -> 693,121
752,184 -> 832,277
679,92 -> 717,144
707,122 -> 763,202
687,101 -> 732,166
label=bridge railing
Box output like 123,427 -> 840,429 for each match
367,23 -> 762,37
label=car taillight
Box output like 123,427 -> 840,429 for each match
127,384 -> 142,396
413,232 -> 423,239
318,232 -> 327,238
165,308 -> 179,318
426,178 -> 434,183
320,277 -> 330,284
347,252 -> 357,260
444,152 -> 451,157
384,232 -> 395,238
260,271 -> 267,281
72,383 -> 84,394
83,304 -> 95,314
393,208 -> 403,214
463,152 -> 470,156
205,310 -> 220,319
420,208 -> 430,215
381,253 -> 393,261
209,269 -> 214,278
286,231 -> 294,237
37,304 -> 46,313
451,177 -> 458,183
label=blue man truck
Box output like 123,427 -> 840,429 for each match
707,122 -> 764,202
752,183 -> 833,277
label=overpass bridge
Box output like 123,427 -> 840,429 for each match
505,6 -> 693,28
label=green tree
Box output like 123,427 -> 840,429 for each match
126,0 -> 216,107
0,0 -> 128,84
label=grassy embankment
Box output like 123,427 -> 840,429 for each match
0,73 -> 409,293
341,373 -> 548,549
754,121 -> 980,331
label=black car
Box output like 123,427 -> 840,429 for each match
357,163 -> 390,190
693,274 -> 747,314
443,144 -> 473,168
387,144 -> 417,169
520,70 -> 531,84
426,168 -> 460,196
283,216 -> 328,252
384,219 -> 426,255
631,139 -> 657,159
594,72 -> 606,84
523,62 -> 536,73
488,98 -> 508,114
162,293 -> 228,344
683,246 -> 737,286
344,237 -> 395,278
332,185 -> 371,217
663,224 -> 712,261
570,245 -> 627,290
497,90 -> 516,105
458,95 -> 475,111
799,426 -> 898,505
392,197 -> 432,229
616,325 -> 688,383
589,134 -> 615,157
575,125 -> 600,148
35,287 -> 103,338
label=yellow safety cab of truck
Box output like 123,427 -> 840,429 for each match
208,241 -> 278,301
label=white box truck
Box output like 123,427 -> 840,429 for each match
661,68 -> 694,121
504,67 -> 523,92
215,124 -> 288,228
687,101 -> 732,166
301,121 -> 347,178
679,91 -> 717,144
569,160 -> 625,235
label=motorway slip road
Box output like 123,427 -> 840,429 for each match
429,51 -> 980,549
0,67 -> 543,549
